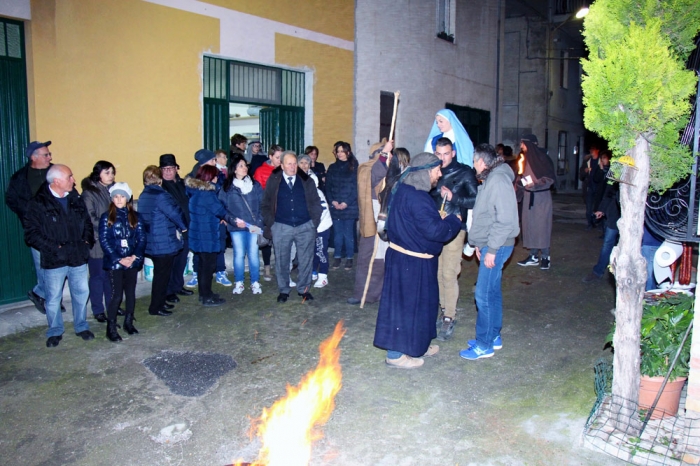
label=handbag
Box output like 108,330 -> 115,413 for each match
240,194 -> 270,248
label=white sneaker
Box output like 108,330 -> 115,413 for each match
251,282 -> 262,294
313,274 -> 328,288
289,279 -> 297,287
232,281 -> 244,295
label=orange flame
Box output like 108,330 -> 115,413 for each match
234,321 -> 346,466
517,153 -> 525,175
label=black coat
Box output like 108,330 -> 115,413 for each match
326,159 -> 359,220
5,162 -> 52,225
162,177 -> 190,239
24,184 -> 94,269
429,158 -> 478,230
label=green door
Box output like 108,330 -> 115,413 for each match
203,98 -> 230,152
0,18 -> 35,305
259,106 -> 305,155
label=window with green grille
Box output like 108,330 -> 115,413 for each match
203,56 -> 305,154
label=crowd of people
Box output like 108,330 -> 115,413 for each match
8,114 -> 602,369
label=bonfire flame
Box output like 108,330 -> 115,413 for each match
235,321 -> 346,466
517,153 -> 525,175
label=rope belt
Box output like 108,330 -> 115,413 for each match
388,242 -> 434,259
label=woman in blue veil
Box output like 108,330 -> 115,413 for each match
424,109 -> 474,167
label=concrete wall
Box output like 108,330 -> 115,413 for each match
502,13 -> 585,190
20,0 -> 353,191
354,0 -> 504,162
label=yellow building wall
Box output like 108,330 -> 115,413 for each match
27,0 -> 354,189
276,35 -> 353,164
28,0 -> 219,193
202,0 -> 354,42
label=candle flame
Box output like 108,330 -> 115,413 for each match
517,153 -> 525,175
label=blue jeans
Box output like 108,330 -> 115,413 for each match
332,219 -> 355,259
593,227 -> 619,277
231,231 -> 260,283
43,264 -> 90,337
641,244 -> 660,291
314,229 -> 331,274
474,246 -> 513,350
31,247 -> 46,299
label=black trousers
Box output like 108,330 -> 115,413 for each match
149,254 -> 176,313
107,267 -> 138,320
261,244 -> 272,266
197,252 -> 217,298
167,237 -> 188,295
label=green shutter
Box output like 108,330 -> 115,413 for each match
0,19 -> 35,305
203,98 -> 229,151
259,107 -> 279,150
278,107 -> 305,155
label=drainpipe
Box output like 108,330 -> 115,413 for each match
494,0 -> 503,143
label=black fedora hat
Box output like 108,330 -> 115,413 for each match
159,153 -> 179,169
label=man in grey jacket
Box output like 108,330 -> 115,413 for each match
460,144 -> 520,360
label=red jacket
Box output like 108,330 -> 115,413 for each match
253,162 -> 275,190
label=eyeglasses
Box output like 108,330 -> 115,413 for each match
36,152 -> 52,158
161,166 -> 177,171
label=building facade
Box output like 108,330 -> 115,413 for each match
0,0 -> 354,303
354,0 -> 505,161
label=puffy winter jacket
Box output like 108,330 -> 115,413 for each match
185,177 -> 228,253
99,208 -> 147,270
326,159 -> 359,220
218,177 -> 264,232
137,184 -> 187,256
253,162 -> 275,190
81,177 -> 112,259
24,183 -> 94,269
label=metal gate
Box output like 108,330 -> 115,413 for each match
0,18 -> 35,305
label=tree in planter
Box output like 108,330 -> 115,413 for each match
581,0 -> 700,430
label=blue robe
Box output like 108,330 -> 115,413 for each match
373,183 -> 461,357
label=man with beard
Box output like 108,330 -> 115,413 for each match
373,152 -> 462,369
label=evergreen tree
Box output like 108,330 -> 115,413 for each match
581,0 -> 700,430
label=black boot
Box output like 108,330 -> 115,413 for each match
123,313 -> 139,335
106,319 -> 122,342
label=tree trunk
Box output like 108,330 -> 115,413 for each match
610,135 -> 651,433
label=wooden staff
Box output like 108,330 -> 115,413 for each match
388,91 -> 400,145
361,91 -> 400,308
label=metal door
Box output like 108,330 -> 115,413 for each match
0,18 -> 34,305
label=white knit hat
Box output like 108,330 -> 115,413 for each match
109,182 -> 133,200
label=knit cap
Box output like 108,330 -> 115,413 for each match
109,182 -> 133,200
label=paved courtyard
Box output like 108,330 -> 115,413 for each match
0,193 -> 628,465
